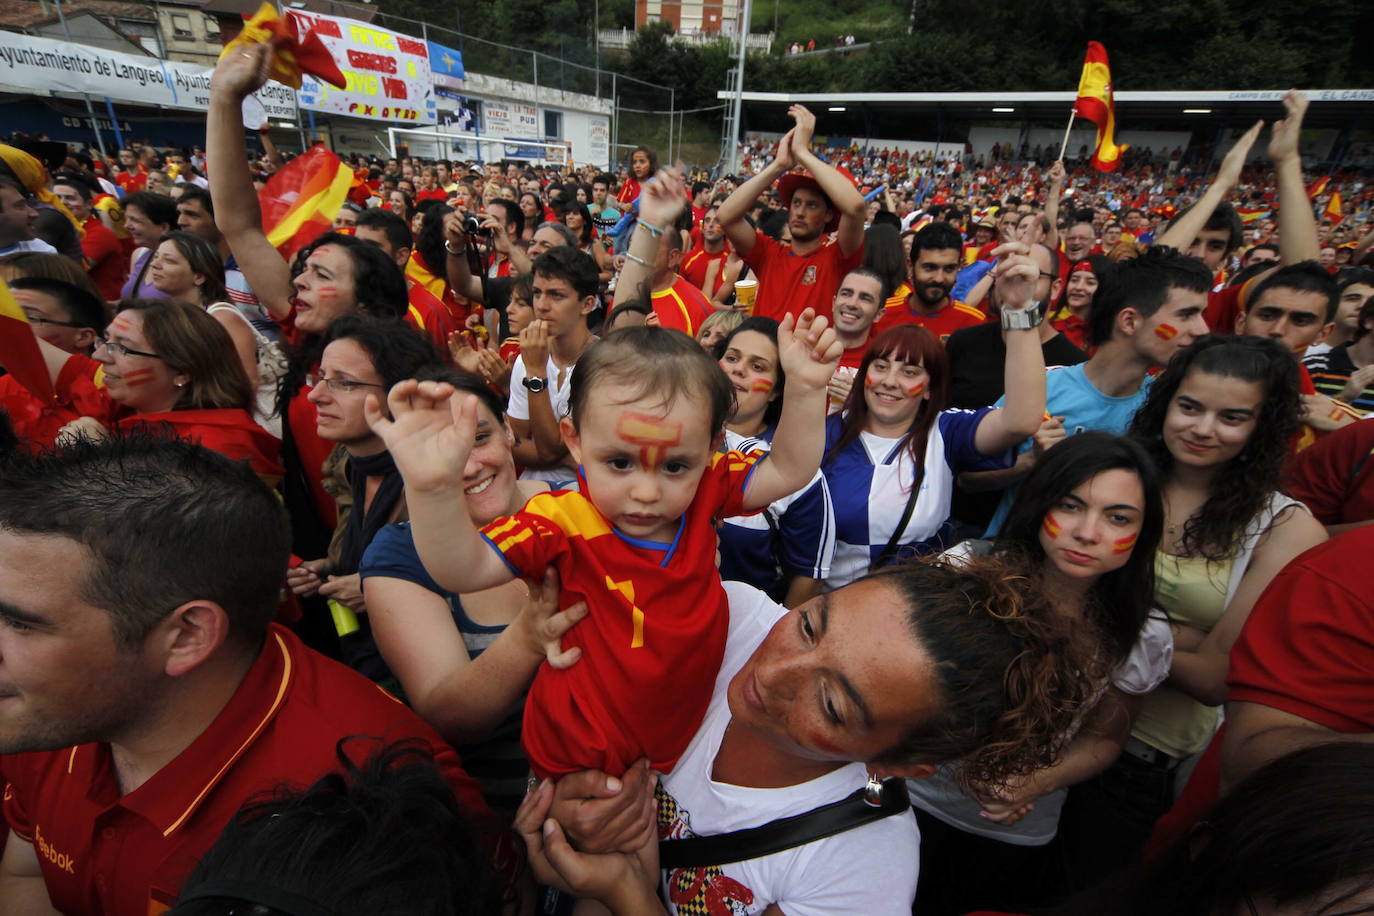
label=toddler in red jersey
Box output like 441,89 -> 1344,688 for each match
371,312 -> 839,782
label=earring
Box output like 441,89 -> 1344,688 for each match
175,381 -> 186,388
863,772 -> 885,807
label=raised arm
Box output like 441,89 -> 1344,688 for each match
365,380 -> 517,594
789,105 -> 867,256
741,308 -> 841,510
207,42 -> 295,319
441,211 -> 485,303
715,129 -> 796,256
1268,90 -> 1321,265
612,167 -> 684,310
973,244 -> 1048,455
1043,160 -> 1065,251
1157,121 -> 1263,257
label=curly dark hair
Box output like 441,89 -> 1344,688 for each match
870,554 -> 1109,789
1127,335 -> 1300,561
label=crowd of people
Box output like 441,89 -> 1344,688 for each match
0,40 -> 1372,915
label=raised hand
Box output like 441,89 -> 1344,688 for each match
210,37 -> 271,98
1218,120 -> 1264,190
364,379 -> 476,494
637,167 -> 687,227
1267,90 -> 1308,163
988,241 -> 1039,310
789,104 -> 817,153
1048,159 -> 1066,185
777,308 -> 843,392
773,127 -> 798,173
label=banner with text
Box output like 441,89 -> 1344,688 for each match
0,31 -> 294,120
288,10 -> 435,125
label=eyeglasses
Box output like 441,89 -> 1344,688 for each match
314,376 -> 387,393
24,313 -> 86,329
97,337 -> 163,360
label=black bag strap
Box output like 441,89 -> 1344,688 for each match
874,471 -> 922,568
657,777 -> 909,870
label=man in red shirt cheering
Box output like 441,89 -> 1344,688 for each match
716,104 -> 865,322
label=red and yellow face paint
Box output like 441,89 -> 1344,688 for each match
905,379 -> 926,398
749,378 -> 774,394
614,411 -> 683,471
1111,532 -> 1139,555
121,367 -> 158,387
1041,513 -> 1062,539
1153,323 -> 1179,341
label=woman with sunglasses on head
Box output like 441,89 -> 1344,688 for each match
1056,335 -> 1329,880
908,432 -> 1168,916
12,299 -> 280,481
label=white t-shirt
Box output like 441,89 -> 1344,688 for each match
507,354 -> 576,482
657,582 -> 920,916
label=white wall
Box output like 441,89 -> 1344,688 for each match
966,127 -> 1194,159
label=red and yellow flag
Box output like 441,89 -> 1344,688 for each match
1306,176 -> 1331,200
219,2 -> 345,90
0,277 -> 56,403
1323,190 -> 1343,226
1074,42 -> 1128,173
259,145 -> 354,259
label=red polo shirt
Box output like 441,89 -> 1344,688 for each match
651,275 -> 713,337
873,296 -> 987,343
741,231 -> 863,323
1,625 -> 490,915
680,245 -> 729,296
80,216 -> 127,301
404,278 -> 459,364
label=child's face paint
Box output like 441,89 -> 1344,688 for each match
1111,532 -> 1139,554
614,411 -> 684,472
1154,322 -> 1179,341
570,381 -> 716,544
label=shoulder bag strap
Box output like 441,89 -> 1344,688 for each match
657,777 -> 909,870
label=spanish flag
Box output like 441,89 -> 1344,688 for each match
1074,42 -> 1128,173
0,277 -> 56,404
1306,176 -> 1331,200
219,1 -> 345,90
259,144 -> 354,259
1323,190 -> 1343,226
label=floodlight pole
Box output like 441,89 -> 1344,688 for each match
726,0 -> 752,175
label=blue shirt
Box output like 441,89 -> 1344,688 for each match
717,429 -> 835,602
822,407 -> 1010,589
984,363 -> 1153,535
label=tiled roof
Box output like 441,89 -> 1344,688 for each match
0,0 -> 154,28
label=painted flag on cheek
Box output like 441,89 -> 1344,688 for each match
1074,42 -> 1128,173
0,277 -> 56,403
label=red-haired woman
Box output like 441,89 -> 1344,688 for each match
821,280 -> 1047,588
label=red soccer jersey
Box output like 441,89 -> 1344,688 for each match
680,246 -> 729,296
741,231 -> 863,323
1,354 -> 112,448
1283,418 -> 1374,527
80,217 -> 127,301
118,408 -> 282,482
873,296 -> 987,343
404,278 -> 459,363
481,451 -> 761,778
651,275 -> 713,337
0,625 -> 491,915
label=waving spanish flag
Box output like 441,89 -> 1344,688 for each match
0,277 -> 56,404
1322,190 -> 1343,226
219,2 -> 345,90
259,145 -> 354,259
1075,42 -> 1128,173
1306,176 -> 1331,200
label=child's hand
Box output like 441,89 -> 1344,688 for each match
776,308 -> 843,393
365,379 -> 477,494
515,568 -> 588,669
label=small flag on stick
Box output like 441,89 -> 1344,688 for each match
1072,42 -> 1128,172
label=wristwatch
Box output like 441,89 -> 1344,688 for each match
522,376 -> 548,393
1000,302 -> 1043,331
